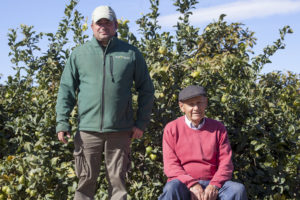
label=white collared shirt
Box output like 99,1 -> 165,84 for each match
184,115 -> 206,130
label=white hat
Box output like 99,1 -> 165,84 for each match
92,6 -> 117,23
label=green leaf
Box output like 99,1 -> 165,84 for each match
254,143 -> 265,151
51,157 -> 59,166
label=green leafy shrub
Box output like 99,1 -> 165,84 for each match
0,0 -> 299,199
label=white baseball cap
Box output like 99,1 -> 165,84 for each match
92,6 -> 117,23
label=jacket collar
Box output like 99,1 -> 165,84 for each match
91,36 -> 118,49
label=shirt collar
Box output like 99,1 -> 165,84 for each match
184,115 -> 205,130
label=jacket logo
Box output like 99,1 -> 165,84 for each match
115,56 -> 130,60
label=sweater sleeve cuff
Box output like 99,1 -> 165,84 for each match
187,180 -> 200,188
209,181 -> 222,189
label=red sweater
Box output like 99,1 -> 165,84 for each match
162,116 -> 233,188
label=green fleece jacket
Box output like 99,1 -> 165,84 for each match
56,37 -> 154,133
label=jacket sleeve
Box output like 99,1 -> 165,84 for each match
163,124 -> 199,188
133,50 -> 154,131
209,127 -> 234,188
55,54 -> 79,133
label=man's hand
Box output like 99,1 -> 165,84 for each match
203,185 -> 218,200
132,126 -> 143,139
190,183 -> 204,200
57,131 -> 71,144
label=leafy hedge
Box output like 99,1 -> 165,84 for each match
0,0 -> 299,199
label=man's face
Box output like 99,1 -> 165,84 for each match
179,96 -> 208,126
91,18 -> 118,45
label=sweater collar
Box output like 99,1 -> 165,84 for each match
184,115 -> 206,130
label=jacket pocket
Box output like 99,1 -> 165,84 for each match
110,56 -> 115,82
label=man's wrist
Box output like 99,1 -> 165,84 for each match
212,185 -> 220,191
188,182 -> 200,189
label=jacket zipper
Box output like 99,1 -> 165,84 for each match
100,40 -> 112,131
110,56 -> 114,82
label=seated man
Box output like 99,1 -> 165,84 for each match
159,85 -> 247,200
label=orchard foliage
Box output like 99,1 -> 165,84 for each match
0,0 -> 299,199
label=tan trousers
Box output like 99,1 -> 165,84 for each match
73,131 -> 131,200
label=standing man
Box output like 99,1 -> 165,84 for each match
55,6 -> 154,200
159,85 -> 247,200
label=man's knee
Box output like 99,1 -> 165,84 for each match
164,180 -> 190,195
163,179 -> 186,192
159,179 -> 190,200
232,182 -> 247,198
221,181 -> 247,200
